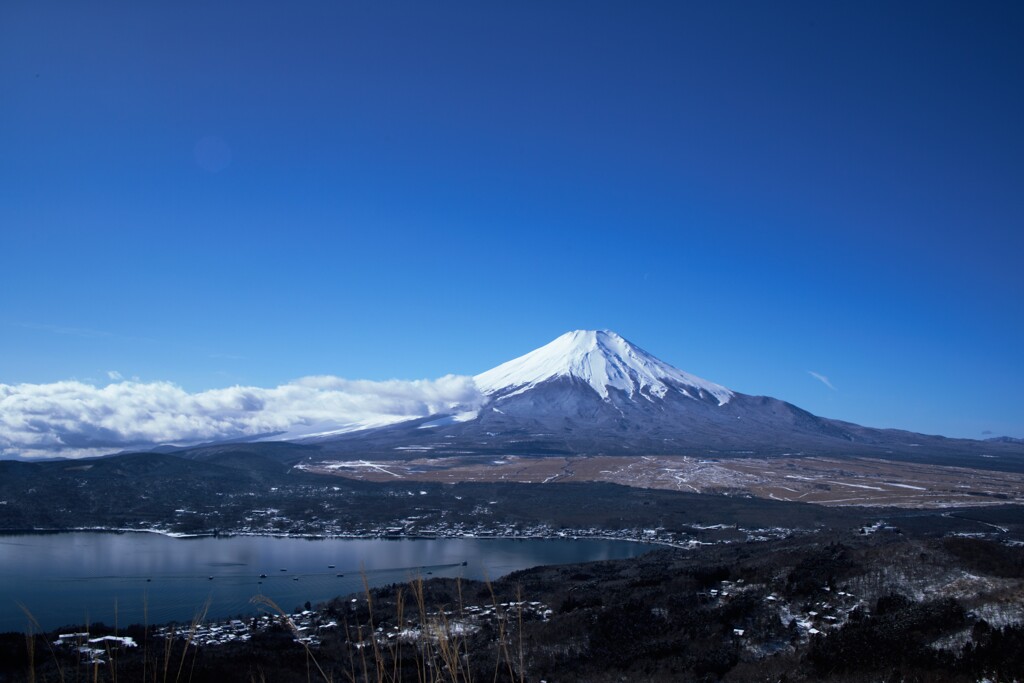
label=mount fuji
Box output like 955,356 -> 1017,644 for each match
301,330 -> 1021,466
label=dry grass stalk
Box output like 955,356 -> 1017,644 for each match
250,593 -> 333,682
18,602 -> 65,683
173,597 -> 209,683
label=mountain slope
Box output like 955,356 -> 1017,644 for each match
309,330 -> 1024,468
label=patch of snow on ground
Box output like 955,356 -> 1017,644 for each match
264,416 -> 419,441
305,460 -> 403,477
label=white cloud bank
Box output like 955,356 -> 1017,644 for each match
0,375 -> 483,460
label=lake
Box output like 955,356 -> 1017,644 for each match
0,532 -> 652,632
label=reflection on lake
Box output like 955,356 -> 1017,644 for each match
0,533 -> 651,632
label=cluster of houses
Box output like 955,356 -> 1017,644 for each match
139,503 -> 807,550
51,633 -> 137,666
143,595 -> 555,654
152,610 -> 336,649
357,598 -> 555,648
698,577 -> 865,644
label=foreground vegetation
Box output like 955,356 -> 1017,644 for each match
5,528 -> 1024,682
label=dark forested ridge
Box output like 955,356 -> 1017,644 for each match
0,449 -> 876,536
2,449 -> 1018,538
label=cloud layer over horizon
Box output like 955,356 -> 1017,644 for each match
0,375 -> 484,459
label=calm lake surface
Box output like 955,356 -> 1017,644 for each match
0,533 -> 652,632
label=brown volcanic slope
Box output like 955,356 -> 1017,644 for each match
297,453 -> 1024,509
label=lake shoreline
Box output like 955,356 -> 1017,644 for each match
0,531 -> 656,633
0,524 -> 691,548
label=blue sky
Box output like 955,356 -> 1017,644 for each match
2,1 -> 1022,446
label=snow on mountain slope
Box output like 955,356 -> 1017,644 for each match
258,415 -> 421,442
474,330 -> 734,405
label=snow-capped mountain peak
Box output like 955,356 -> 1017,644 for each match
473,330 -> 733,405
